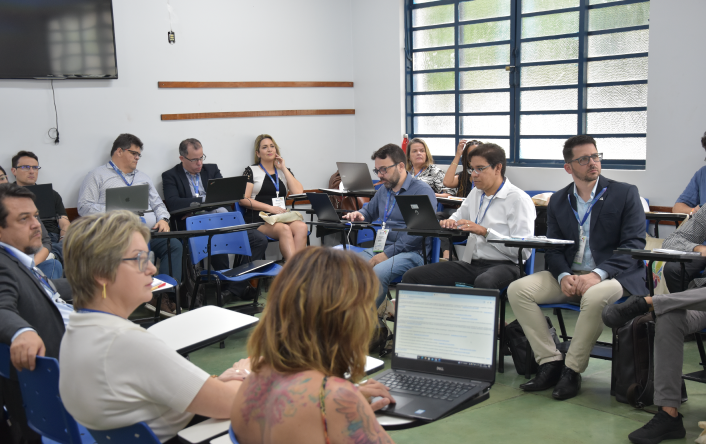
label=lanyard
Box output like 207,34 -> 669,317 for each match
76,308 -> 122,318
413,167 -> 427,178
189,173 -> 200,196
259,163 -> 280,197
475,180 -> 505,225
1,246 -> 56,296
109,161 -> 135,186
568,187 -> 607,229
382,189 -> 399,225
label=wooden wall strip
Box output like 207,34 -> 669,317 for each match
158,81 -> 353,88
161,109 -> 355,121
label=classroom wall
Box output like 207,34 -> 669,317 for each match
0,0 -> 357,206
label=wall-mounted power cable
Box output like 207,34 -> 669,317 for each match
48,80 -> 60,144
167,0 -> 176,44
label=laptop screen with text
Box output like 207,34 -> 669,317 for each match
394,289 -> 496,368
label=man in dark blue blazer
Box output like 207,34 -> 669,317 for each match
161,139 -> 268,285
507,135 -> 647,400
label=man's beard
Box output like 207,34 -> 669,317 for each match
23,245 -> 41,256
383,170 -> 400,189
577,168 -> 599,183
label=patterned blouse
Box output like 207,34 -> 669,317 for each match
410,164 -> 457,196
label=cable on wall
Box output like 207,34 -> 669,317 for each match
167,0 -> 176,44
48,80 -> 60,144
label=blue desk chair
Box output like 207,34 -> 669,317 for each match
12,350 -> 95,444
148,274 -> 179,324
0,343 -> 10,435
88,423 -> 160,444
229,425 -> 240,443
186,212 -> 282,314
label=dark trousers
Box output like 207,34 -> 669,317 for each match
48,231 -> 64,264
664,258 -> 706,293
401,259 -> 520,289
150,238 -> 183,283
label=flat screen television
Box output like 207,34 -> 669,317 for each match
0,0 -> 118,79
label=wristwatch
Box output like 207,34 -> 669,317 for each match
484,228 -> 490,238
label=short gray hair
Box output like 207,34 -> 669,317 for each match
178,138 -> 202,157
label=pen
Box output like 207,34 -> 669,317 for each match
151,282 -> 167,291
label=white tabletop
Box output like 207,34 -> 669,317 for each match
148,306 -> 258,355
179,418 -> 230,444
210,434 -> 231,444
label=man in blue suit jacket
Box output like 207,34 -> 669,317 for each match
161,139 -> 268,284
508,135 -> 647,400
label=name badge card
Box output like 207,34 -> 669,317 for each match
573,228 -> 587,265
272,197 -> 286,209
373,228 -> 390,253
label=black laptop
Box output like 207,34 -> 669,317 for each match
395,195 -> 464,234
105,184 -> 149,213
205,176 -> 248,204
24,184 -> 55,220
306,193 -> 368,225
374,284 -> 499,422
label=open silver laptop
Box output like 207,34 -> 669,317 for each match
105,184 -> 149,214
320,162 -> 376,195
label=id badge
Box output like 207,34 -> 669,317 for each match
573,228 -> 587,265
461,234 -> 478,264
373,228 -> 390,253
272,197 -> 286,209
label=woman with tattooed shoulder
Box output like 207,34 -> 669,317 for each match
231,247 -> 396,444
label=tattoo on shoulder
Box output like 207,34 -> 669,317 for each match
241,373 -> 313,428
333,387 -> 392,444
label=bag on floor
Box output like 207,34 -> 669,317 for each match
506,316 -> 560,376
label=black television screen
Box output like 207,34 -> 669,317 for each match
0,0 -> 117,79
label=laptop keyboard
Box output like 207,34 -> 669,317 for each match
377,373 -> 476,402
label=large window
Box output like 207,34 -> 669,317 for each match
405,0 -> 649,169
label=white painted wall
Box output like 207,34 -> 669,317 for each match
0,0 -> 357,207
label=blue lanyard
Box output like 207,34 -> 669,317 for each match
259,163 -> 280,196
475,180 -> 505,225
109,161 -> 135,186
382,189 -> 399,224
1,246 -> 56,296
413,167 -> 427,178
189,173 -> 200,196
76,308 -> 122,318
568,187 -> 607,229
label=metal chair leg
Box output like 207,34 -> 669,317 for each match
189,279 -> 201,311
556,309 -> 570,342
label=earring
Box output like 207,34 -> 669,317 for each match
102,284 -> 107,299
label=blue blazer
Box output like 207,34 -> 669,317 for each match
545,175 -> 648,296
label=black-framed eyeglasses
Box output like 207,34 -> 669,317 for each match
568,153 -> 603,166
123,148 -> 142,159
121,251 -> 154,272
467,165 -> 492,175
16,165 -> 41,171
372,164 -> 398,176
183,155 -> 206,164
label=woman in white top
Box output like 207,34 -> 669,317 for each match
239,134 -> 307,261
58,210 -> 249,443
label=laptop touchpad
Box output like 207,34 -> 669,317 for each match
376,395 -> 414,411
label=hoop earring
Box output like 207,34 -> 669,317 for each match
102,284 -> 107,299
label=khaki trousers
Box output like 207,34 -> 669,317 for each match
507,270 -> 623,373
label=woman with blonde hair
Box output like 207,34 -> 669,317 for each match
240,134 -> 307,261
231,247 -> 396,444
58,210 -> 249,443
406,138 -> 456,197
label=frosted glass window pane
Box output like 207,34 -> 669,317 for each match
459,44 -> 510,67
586,111 -> 647,134
461,116 -> 510,136
587,57 -> 648,83
459,20 -> 511,45
589,0 -> 622,4
521,37 -> 579,63
413,4 -> 454,27
521,63 -> 578,87
589,3 -> 650,32
587,84 -> 648,109
414,0 -> 440,3
414,116 -> 455,135
520,139 -> 565,160
413,49 -> 455,71
522,12 -> 579,39
413,72 -> 456,92
461,92 -> 510,112
522,0 -> 579,14
588,30 -> 649,58
413,26 -> 454,49
459,0 -> 511,21
595,137 -> 646,160
521,89 -> 578,111
424,138 -> 457,156
414,94 -> 456,113
460,69 -> 509,90
520,114 -> 577,135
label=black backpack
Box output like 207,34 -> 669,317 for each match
506,316 -> 560,376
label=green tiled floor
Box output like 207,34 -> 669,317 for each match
182,297 -> 706,444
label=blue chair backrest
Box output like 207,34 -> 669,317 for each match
229,425 -> 240,444
16,355 -> 86,444
0,343 -> 10,379
524,190 -> 553,198
431,237 -> 441,263
525,249 -> 536,275
88,422 -> 160,444
186,212 -> 252,265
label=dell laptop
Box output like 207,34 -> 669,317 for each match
205,176 -> 248,204
374,284 -> 499,422
25,184 -> 55,220
105,184 -> 150,213
395,195 -> 464,235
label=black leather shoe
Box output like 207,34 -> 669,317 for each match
602,295 -> 650,328
552,366 -> 582,400
519,360 -> 563,391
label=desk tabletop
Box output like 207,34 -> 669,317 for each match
169,201 -> 237,217
487,238 -> 574,248
318,188 -> 376,198
391,227 -> 466,236
644,212 -> 689,221
614,249 -> 698,262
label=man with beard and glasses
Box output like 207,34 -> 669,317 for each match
0,183 -> 72,444
507,135 -> 647,400
342,144 -> 437,308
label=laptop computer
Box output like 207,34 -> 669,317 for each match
221,259 -> 275,277
106,184 -> 150,213
320,162 -> 376,195
205,176 -> 248,204
373,284 -> 499,422
306,193 -> 369,225
395,195 -> 464,235
24,184 -> 55,220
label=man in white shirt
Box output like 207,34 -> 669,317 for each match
402,143 -> 535,289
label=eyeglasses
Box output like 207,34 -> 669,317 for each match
568,153 -> 603,166
16,165 -> 41,171
121,250 -> 154,272
372,164 -> 398,176
123,148 -> 142,159
467,165 -> 492,175
183,155 -> 206,164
